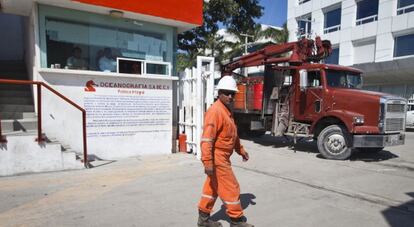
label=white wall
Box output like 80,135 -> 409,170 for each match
24,8 -> 37,81
353,39 -> 376,64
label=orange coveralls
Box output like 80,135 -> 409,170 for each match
198,100 -> 247,218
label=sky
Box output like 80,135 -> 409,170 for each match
256,0 -> 287,27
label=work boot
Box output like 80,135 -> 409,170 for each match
197,210 -> 223,227
230,217 -> 254,227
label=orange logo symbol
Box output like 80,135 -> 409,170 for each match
84,80 -> 97,92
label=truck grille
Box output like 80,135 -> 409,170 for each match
385,118 -> 404,131
387,104 -> 405,112
381,98 -> 406,133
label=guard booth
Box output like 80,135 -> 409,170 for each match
0,0 -> 203,168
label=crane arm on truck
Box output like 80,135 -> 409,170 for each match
222,37 -> 332,76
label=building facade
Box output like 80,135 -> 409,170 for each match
287,0 -> 414,99
0,0 -> 202,161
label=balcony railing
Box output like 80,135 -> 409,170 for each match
297,32 -> 312,39
397,4 -> 414,15
324,25 -> 341,34
356,14 -> 378,25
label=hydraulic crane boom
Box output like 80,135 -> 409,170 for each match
222,37 -> 332,76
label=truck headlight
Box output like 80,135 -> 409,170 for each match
353,116 -> 364,125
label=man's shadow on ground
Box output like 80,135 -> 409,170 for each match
382,192 -> 414,227
210,193 -> 256,223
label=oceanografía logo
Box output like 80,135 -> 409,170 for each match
84,80 -> 170,92
84,80 -> 97,92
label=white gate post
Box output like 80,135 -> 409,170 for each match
195,56 -> 215,160
178,56 -> 215,159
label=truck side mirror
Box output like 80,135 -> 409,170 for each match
299,69 -> 308,91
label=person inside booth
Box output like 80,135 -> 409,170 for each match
131,62 -> 141,74
118,58 -> 142,75
66,47 -> 88,70
98,48 -> 117,72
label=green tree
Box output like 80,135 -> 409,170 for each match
225,23 -> 263,60
178,0 -> 237,64
224,22 -> 289,62
177,0 -> 263,70
176,53 -> 193,72
262,22 -> 289,44
226,0 -> 263,36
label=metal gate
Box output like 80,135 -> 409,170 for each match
178,56 -> 215,159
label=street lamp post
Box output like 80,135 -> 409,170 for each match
240,33 -> 254,55
240,33 -> 254,77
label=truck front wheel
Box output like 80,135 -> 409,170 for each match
317,125 -> 352,160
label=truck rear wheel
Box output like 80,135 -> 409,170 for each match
317,125 -> 352,160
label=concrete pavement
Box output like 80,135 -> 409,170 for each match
0,132 -> 414,226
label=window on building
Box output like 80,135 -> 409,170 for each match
325,47 -> 339,64
38,5 -> 173,76
356,0 -> 379,25
353,39 -> 376,64
397,0 -> 414,15
394,33 -> 414,57
297,14 -> 312,38
298,0 -> 311,5
324,7 -> 341,34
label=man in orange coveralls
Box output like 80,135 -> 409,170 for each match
197,76 -> 254,227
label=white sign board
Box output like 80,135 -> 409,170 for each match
39,71 -> 173,160
84,78 -> 172,159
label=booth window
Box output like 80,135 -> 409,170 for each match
39,5 -> 173,76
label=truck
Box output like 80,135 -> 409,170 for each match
222,37 -> 406,160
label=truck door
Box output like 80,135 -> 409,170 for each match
299,70 -> 323,122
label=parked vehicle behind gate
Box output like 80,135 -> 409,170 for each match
222,37 -> 407,160
406,99 -> 414,129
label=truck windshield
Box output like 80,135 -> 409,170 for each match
326,70 -> 362,89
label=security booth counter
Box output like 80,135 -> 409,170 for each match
36,5 -> 178,159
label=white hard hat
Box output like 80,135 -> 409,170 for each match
216,76 -> 238,92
